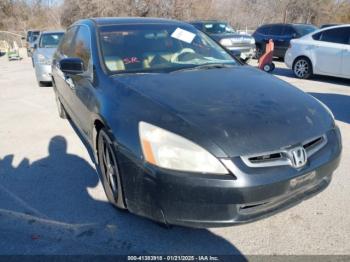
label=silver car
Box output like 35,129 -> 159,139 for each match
33,31 -> 64,86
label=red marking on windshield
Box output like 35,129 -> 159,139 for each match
123,57 -> 140,64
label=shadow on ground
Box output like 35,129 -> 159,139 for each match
309,92 -> 350,124
0,135 -> 244,256
272,66 -> 350,86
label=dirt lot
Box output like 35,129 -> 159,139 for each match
0,56 -> 349,256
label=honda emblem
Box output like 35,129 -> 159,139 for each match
289,147 -> 307,168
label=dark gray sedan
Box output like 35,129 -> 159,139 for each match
191,20 -> 256,60
51,17 -> 342,228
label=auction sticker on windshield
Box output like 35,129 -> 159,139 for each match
171,28 -> 196,44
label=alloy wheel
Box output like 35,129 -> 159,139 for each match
294,59 -> 309,78
99,132 -> 119,197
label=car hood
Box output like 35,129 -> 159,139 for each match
209,33 -> 254,42
112,66 -> 333,157
36,48 -> 56,59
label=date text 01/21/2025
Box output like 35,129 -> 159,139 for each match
127,255 -> 220,261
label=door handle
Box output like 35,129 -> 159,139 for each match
65,77 -> 75,90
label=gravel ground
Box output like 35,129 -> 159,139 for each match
0,55 -> 349,256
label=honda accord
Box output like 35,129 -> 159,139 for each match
51,18 -> 342,227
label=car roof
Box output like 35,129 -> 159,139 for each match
310,24 -> 350,35
318,24 -> 350,30
260,23 -> 315,27
190,20 -> 227,24
40,30 -> 65,34
75,17 -> 190,27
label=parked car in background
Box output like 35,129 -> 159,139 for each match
26,30 -> 40,57
33,31 -> 64,86
285,24 -> 350,79
253,23 -> 318,59
191,20 -> 256,61
51,17 -> 341,228
320,24 -> 340,29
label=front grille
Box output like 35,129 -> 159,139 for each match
248,152 -> 283,163
241,135 -> 327,168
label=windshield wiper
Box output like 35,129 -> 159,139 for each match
171,63 -> 235,73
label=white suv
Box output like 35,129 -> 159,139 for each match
285,25 -> 350,79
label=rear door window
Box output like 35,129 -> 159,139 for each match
314,27 -> 350,44
269,25 -> 283,36
283,26 -> 296,36
257,26 -> 270,35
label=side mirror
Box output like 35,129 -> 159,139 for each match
59,58 -> 84,75
292,33 -> 298,38
33,43 -> 37,49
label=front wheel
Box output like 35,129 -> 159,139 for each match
97,128 -> 126,209
293,57 -> 313,79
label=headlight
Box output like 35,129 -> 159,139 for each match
37,54 -> 51,65
220,38 -> 232,47
139,122 -> 228,174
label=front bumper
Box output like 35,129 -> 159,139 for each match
284,49 -> 294,69
226,46 -> 256,59
120,128 -> 341,228
35,64 -> 52,82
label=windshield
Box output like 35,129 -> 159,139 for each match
294,25 -> 318,36
99,24 -> 237,74
27,31 -> 40,42
203,23 -> 236,34
39,33 -> 64,48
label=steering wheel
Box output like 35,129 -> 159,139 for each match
171,48 -> 196,63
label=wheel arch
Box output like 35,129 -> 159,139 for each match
293,55 -> 313,71
91,115 -> 121,164
92,116 -> 107,162
92,116 -> 127,209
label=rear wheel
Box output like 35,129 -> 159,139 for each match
97,128 -> 126,209
293,57 -> 313,79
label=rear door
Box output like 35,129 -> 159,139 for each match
253,25 -> 270,52
313,27 -> 349,76
268,25 -> 285,57
280,25 -> 296,51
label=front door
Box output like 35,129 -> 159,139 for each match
67,25 -> 95,138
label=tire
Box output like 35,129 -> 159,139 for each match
293,57 -> 313,79
97,128 -> 126,209
54,93 -> 68,119
263,64 -> 272,72
271,62 -> 275,71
